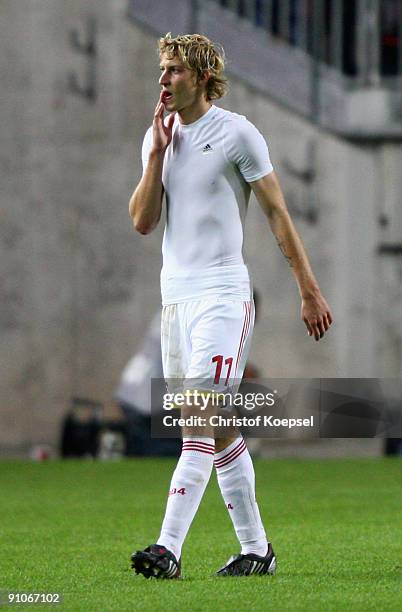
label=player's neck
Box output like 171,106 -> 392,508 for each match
178,98 -> 212,126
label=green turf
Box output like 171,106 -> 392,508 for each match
0,458 -> 401,611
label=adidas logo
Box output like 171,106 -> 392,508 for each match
202,143 -> 213,154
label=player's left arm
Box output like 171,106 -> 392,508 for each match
250,171 -> 333,341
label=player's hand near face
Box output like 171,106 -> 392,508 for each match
129,94 -> 175,234
301,292 -> 333,341
152,93 -> 175,153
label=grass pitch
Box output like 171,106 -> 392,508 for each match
0,457 -> 401,611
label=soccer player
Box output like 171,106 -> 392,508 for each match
129,33 -> 332,578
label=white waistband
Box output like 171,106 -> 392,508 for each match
160,264 -> 252,305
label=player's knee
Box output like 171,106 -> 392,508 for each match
215,436 -> 238,453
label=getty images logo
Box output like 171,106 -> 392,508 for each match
202,144 -> 213,154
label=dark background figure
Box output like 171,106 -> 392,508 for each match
380,0 -> 401,75
114,311 -> 181,456
60,397 -> 102,458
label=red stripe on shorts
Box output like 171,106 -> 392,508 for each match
235,301 -> 251,377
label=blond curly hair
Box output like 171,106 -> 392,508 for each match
158,33 -> 228,101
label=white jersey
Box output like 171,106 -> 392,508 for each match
141,105 -> 273,305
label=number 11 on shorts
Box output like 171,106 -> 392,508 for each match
212,355 -> 233,386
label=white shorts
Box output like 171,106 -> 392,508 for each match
161,298 -> 255,395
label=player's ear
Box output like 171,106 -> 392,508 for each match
198,70 -> 210,87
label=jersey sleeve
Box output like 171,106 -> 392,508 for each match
141,126 -> 153,175
225,117 -> 273,182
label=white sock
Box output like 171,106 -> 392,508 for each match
157,437 -> 215,561
215,437 -> 268,557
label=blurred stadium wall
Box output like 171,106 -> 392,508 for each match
1,0 -> 401,456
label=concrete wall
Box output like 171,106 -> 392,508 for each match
1,0 -> 163,454
1,0 -> 400,455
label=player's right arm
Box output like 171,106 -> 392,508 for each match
129,96 -> 175,234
